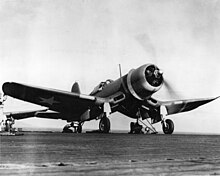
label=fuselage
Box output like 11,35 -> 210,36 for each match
87,64 -> 163,120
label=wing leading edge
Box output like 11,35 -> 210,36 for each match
160,96 -> 219,115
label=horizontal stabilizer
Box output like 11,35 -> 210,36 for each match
4,109 -> 48,120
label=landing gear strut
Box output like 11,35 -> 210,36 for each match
98,102 -> 111,133
162,119 -> 174,134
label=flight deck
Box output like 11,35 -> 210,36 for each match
1,132 -> 220,175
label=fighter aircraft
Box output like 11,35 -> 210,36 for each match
2,64 -> 219,134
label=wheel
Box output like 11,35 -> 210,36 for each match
162,119 -> 174,134
77,124 -> 82,133
99,117 -> 110,133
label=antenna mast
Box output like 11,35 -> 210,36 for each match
119,64 -> 122,78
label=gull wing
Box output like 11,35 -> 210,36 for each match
160,96 -> 219,115
2,82 -> 106,120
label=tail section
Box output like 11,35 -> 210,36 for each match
71,82 -> 81,94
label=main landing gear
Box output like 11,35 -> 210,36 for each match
85,116 -> 111,134
160,106 -> 174,134
162,119 -> 174,134
129,108 -> 174,134
98,102 -> 111,133
99,116 -> 110,133
62,122 -> 83,133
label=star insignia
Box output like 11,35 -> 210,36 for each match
39,97 -> 59,106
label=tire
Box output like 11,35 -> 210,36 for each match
99,117 -> 110,133
162,119 -> 174,134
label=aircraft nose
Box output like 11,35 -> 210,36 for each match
145,64 -> 164,87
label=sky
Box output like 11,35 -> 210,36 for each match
0,0 -> 220,133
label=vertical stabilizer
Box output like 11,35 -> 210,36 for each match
71,82 -> 81,94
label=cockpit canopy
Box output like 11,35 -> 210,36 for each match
90,79 -> 113,95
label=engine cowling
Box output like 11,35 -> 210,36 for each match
127,64 -> 163,100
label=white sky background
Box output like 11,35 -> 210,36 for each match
0,0 -> 220,133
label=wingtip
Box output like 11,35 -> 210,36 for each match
215,96 -> 220,100
2,82 -> 10,95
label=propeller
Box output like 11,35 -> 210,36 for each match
136,33 -> 181,100
136,33 -> 158,64
163,78 -> 181,100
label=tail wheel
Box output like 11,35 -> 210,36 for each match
99,117 -> 110,133
162,119 -> 174,134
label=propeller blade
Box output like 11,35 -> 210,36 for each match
136,33 -> 157,64
163,79 -> 181,100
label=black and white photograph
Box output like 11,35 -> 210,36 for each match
1,0 -> 220,175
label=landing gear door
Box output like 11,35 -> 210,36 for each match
80,109 -> 90,121
149,108 -> 162,124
